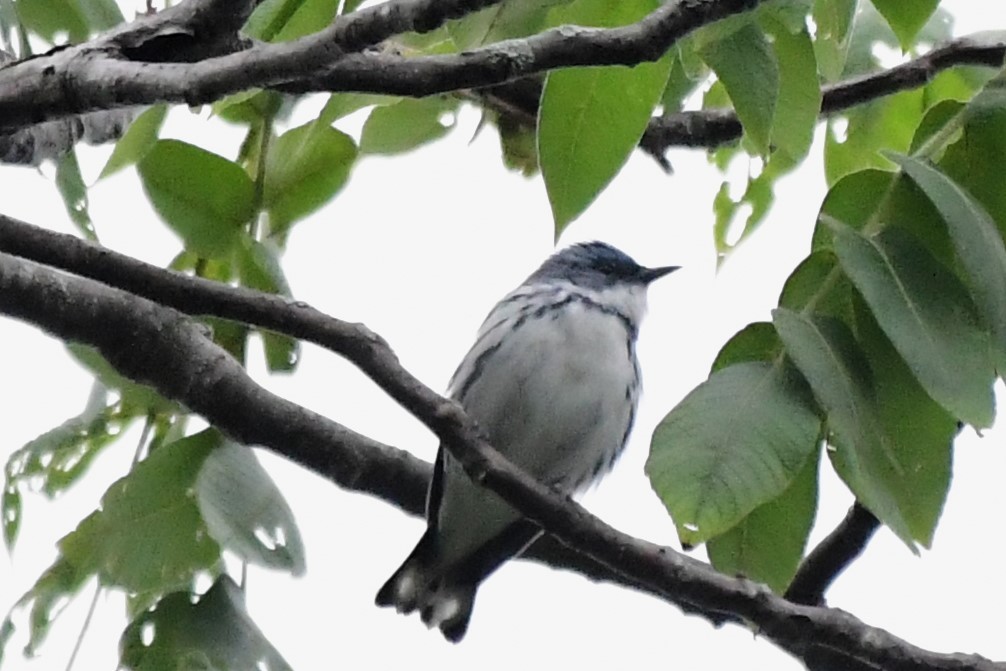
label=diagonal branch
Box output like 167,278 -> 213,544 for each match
0,212 -> 720,621
0,214 -> 1002,670
0,247 -> 432,515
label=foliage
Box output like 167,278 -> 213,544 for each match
2,0 -> 1006,667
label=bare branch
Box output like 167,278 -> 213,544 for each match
0,215 -> 1001,671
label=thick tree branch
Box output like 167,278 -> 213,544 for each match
4,0 -> 1000,161
0,212 -> 720,620
0,0 -> 763,130
289,0 -> 766,96
0,247 -> 431,517
0,215 -> 1001,670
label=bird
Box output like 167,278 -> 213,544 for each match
375,241 -> 678,641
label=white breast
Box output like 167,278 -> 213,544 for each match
434,281 -> 646,560
454,283 -> 645,475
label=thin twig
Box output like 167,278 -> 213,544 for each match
785,502 -> 881,606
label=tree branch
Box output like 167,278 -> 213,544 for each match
0,215 -> 1001,671
785,502 -> 881,606
0,212 -> 723,621
0,245 -> 431,517
481,31 -> 1006,166
0,0 -> 763,130
644,31 -> 1006,153
5,0 -> 999,161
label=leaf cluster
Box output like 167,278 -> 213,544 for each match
648,80 -> 1006,593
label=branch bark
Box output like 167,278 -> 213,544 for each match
0,215 -> 1001,671
0,0 -> 763,130
2,0 -> 1002,161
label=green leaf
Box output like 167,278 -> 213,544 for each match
359,96 -> 457,155
55,149 -> 96,240
765,18 -> 819,160
890,154 -> 1006,370
2,484 -> 19,552
213,90 -> 284,125
99,105 -> 167,180
707,446 -> 818,593
0,0 -> 18,50
318,92 -> 402,125
3,384 -> 129,518
201,315 -> 248,365
812,0 -> 856,80
196,441 -> 306,575
939,107 -> 1006,242
236,238 -> 300,371
771,308 -> 914,547
245,0 -> 338,42
712,149 -> 796,254
778,251 -> 853,321
119,576 -> 293,671
646,361 -> 820,547
870,0 -> 939,51
539,54 -> 669,236
538,0 -> 667,236
698,21 -> 779,155
854,298 -> 954,546
447,0 -> 566,50
66,344 -> 176,414
908,99 -> 965,155
710,322 -> 781,372
829,223 -> 995,428
16,0 -> 88,42
139,140 -> 256,257
59,430 -> 222,593
824,88 -> 925,185
264,121 -> 357,235
77,0 -> 122,32
660,47 -> 703,114
1,554 -> 93,659
812,169 -> 894,250
813,168 -> 955,269
496,115 -> 539,177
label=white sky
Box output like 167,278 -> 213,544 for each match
1,2 -> 1003,669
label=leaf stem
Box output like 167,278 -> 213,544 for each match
63,580 -> 100,671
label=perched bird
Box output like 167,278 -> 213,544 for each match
376,241 -> 677,641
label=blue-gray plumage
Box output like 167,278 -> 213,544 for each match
375,241 -> 677,641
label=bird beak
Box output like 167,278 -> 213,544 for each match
639,265 -> 680,284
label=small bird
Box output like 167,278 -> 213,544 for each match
375,241 -> 677,641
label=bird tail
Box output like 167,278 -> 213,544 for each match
375,529 -> 477,643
